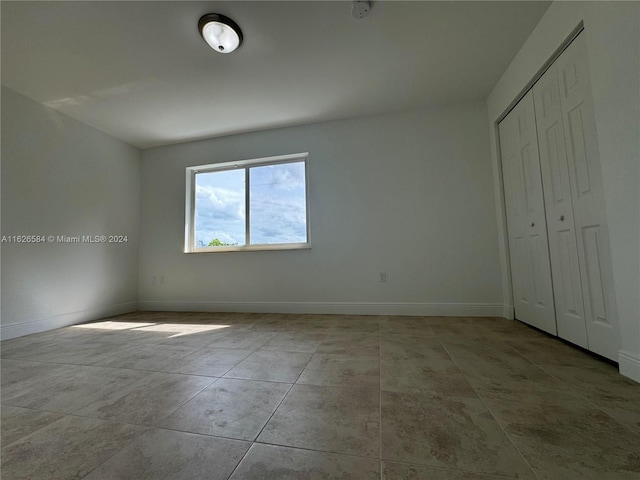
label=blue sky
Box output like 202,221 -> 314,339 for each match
195,161 -> 306,246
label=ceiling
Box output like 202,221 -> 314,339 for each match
1,1 -> 550,149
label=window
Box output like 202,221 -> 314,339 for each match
185,153 -> 309,252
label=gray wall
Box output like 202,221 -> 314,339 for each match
139,101 -> 503,315
487,2 -> 640,381
1,87 -> 141,339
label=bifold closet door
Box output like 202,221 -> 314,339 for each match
534,33 -> 619,360
532,61 -> 589,349
499,92 -> 557,335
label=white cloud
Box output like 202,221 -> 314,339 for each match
196,184 -> 244,220
195,184 -> 245,245
251,162 -> 305,191
250,193 -> 307,244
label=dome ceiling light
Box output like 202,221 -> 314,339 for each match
198,13 -> 243,54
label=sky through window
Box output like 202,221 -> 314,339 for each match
193,160 -> 307,248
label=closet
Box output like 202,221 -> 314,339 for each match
498,31 -> 620,361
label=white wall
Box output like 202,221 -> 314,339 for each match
139,102 -> 503,316
1,87 -> 141,339
487,2 -> 640,381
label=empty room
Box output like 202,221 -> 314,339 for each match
1,1 -> 639,479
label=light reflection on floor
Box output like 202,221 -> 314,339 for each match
71,321 -> 230,337
71,321 -> 156,330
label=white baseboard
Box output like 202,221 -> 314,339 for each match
0,302 -> 138,340
618,350 -> 640,383
137,301 -> 506,318
503,304 -> 515,319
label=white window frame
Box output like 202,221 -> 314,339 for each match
185,152 -> 310,253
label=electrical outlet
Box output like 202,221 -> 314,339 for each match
379,271 -> 387,282
160,274 -> 166,285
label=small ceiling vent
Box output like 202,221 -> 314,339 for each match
352,1 -> 371,19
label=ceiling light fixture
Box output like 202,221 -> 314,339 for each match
198,13 -> 243,54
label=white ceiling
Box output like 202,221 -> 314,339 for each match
1,1 -> 550,149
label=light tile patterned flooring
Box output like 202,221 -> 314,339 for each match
1,312 -> 639,479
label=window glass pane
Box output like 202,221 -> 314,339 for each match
195,169 -> 245,247
249,161 -> 307,245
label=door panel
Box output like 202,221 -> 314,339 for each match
555,34 -> 619,360
545,124 -> 564,203
499,92 -> 557,335
533,63 -> 588,348
513,236 -> 530,305
582,225 -> 608,324
556,229 -> 582,316
566,107 -> 592,196
530,233 -> 549,307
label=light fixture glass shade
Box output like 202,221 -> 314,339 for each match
199,14 -> 243,54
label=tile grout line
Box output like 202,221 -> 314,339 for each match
225,333 -> 317,479
507,342 -> 602,406
151,374 -> 220,424
65,369 -> 215,416
213,349 -> 256,378
522,354 -> 640,439
435,333 -> 542,480
248,344 -> 313,441
383,457 -> 537,480
223,440 -> 253,480
67,370 -> 160,417
226,320 -> 383,478
0,407 -> 67,451
251,438 -> 382,460
56,415 -> 148,480
496,334 -> 640,435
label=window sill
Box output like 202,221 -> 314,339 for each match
184,243 -> 311,254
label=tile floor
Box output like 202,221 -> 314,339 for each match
1,312 -> 639,479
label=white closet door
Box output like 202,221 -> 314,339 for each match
533,63 -> 589,349
554,34 -> 620,360
499,92 -> 557,335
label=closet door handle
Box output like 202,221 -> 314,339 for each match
559,215 -> 565,221
530,222 -> 535,227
